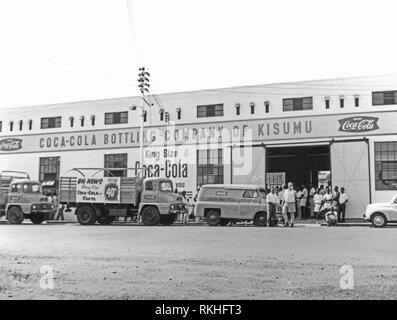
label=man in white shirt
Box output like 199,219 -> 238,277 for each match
266,187 -> 279,227
338,187 -> 349,223
282,182 -> 297,227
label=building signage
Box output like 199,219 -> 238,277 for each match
0,112 -> 394,154
338,116 -> 379,133
0,138 -> 22,151
76,177 -> 120,203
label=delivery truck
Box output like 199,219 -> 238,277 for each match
59,168 -> 186,226
0,170 -> 53,224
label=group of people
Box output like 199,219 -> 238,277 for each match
266,182 -> 349,227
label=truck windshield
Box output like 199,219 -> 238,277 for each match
23,183 -> 41,193
159,181 -> 173,192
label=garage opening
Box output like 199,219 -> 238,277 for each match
265,145 -> 331,189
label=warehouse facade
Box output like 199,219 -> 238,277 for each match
1,74 -> 397,219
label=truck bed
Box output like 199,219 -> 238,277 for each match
59,177 -> 140,206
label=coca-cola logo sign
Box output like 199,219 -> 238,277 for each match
338,116 -> 379,133
0,138 -> 23,151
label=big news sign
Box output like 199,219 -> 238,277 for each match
0,111 -> 394,154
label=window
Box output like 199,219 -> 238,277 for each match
104,153 -> 127,177
11,184 -> 22,193
283,97 -> 313,111
265,101 -> 270,113
9,121 -> 13,132
340,97 -> 344,108
143,111 -> 147,122
325,97 -> 330,109
176,108 -> 181,120
105,112 -> 128,125
197,104 -> 224,118
355,96 -> 360,107
39,157 -> 60,185
159,181 -> 173,192
0,121 -> 2,132
145,181 -> 156,191
375,142 -> 397,190
235,103 -> 240,115
69,117 -> 74,127
18,120 -> 23,131
250,102 -> 255,114
372,90 -> 397,105
80,116 -> 84,127
159,109 -> 164,121
41,117 -> 61,129
23,183 -> 41,193
197,149 -> 224,186
242,189 -> 259,198
90,115 -> 95,126
28,120 -> 32,130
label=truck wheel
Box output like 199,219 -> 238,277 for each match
97,217 -> 115,225
253,212 -> 267,226
8,207 -> 24,225
141,206 -> 160,226
30,214 -> 45,225
206,210 -> 220,226
371,212 -> 387,228
76,205 -> 96,225
219,218 -> 229,226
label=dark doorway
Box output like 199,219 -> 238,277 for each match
266,145 -> 330,189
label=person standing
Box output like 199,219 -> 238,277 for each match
300,184 -> 308,219
309,185 -> 316,218
266,187 -> 278,227
282,182 -> 297,227
338,187 -> 349,223
313,189 -> 323,224
181,190 -> 189,224
332,186 -> 340,216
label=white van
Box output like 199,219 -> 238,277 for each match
194,184 -> 268,226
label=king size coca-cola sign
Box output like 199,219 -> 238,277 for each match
0,138 -> 23,151
338,116 -> 379,133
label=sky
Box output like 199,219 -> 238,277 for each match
0,0 -> 397,109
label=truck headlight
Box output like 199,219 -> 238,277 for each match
32,205 -> 37,210
170,205 -> 175,210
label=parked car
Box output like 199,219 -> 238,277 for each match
363,194 -> 397,227
194,184 -> 268,226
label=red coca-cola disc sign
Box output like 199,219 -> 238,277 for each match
338,116 -> 379,133
0,138 -> 23,151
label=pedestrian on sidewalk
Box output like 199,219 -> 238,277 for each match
300,184 -> 308,219
309,184 -> 316,218
338,187 -> 349,223
266,187 -> 278,227
282,182 -> 297,227
313,189 -> 323,224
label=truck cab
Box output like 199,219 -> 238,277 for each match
139,178 -> 186,225
0,171 -> 53,224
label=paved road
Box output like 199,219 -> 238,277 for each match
0,223 -> 396,299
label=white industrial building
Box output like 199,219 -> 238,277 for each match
1,74 -> 397,219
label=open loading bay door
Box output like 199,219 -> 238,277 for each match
331,140 -> 370,219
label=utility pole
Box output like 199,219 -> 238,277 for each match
137,67 -> 150,176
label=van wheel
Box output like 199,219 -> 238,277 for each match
97,217 -> 114,225
206,210 -> 220,226
254,212 -> 267,226
142,206 -> 160,226
160,214 -> 175,225
371,212 -> 387,228
8,207 -> 24,225
219,218 -> 229,226
30,214 -> 45,225
76,205 -> 96,225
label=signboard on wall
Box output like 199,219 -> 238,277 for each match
76,177 -> 120,203
0,111 -> 392,155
